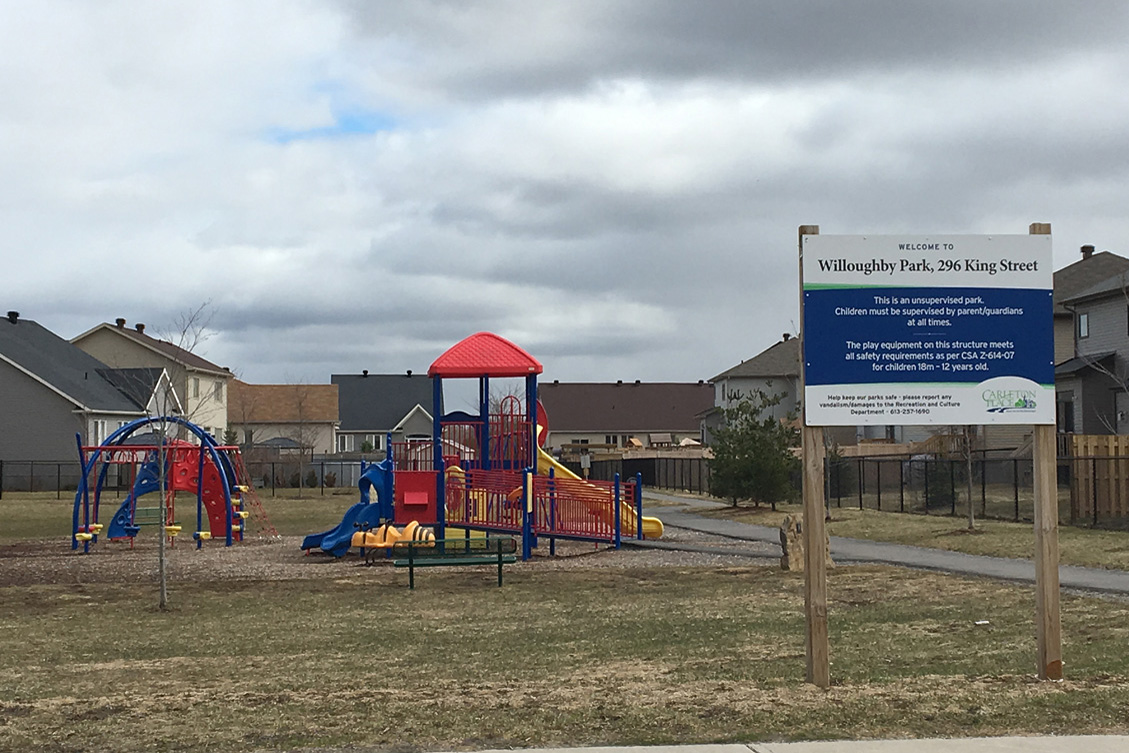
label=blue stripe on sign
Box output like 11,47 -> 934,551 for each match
802,287 -> 1053,387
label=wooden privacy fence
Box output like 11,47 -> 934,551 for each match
1070,435 -> 1129,524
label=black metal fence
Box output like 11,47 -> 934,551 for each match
589,454 -> 1128,529
582,456 -> 712,493
0,459 -> 371,498
826,457 -> 1038,522
5,453 -> 1127,529
242,460 -> 372,494
0,460 -> 86,498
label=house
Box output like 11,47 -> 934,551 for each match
0,311 -> 178,461
1052,245 -> 1129,365
1048,245 -> 1129,435
704,335 -> 805,445
71,318 -> 233,439
227,381 -> 339,454
709,335 -> 801,412
1054,247 -> 1129,435
957,243 -> 1120,454
331,371 -> 436,453
705,334 -> 902,448
538,380 -> 713,451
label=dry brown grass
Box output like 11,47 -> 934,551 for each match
2,533 -> 1129,752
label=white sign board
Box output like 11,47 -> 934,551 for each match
802,235 -> 1054,426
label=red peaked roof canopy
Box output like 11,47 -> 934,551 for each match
428,332 -> 543,378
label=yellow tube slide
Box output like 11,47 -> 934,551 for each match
536,447 -> 663,539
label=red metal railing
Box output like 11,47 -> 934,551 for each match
444,468 -> 525,532
390,439 -> 473,471
530,475 -> 630,543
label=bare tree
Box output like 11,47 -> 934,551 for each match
287,381 -> 318,498
150,302 -> 218,610
163,300 -> 216,359
961,425 -> 976,530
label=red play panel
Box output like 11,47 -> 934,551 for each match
428,332 -> 543,378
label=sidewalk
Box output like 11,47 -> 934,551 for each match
465,740 -> 1129,753
640,492 -> 1129,596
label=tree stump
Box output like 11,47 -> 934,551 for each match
779,514 -> 834,571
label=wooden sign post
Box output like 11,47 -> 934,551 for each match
1029,222 -> 1063,681
798,225 -> 831,688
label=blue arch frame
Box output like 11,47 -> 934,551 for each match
72,416 -> 237,552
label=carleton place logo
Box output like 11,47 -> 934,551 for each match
982,387 -> 1038,413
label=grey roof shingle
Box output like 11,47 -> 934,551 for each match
1061,270 -> 1129,306
331,373 -> 436,431
97,368 -> 164,408
1053,251 -> 1129,314
710,337 -> 800,381
1055,351 -> 1115,377
0,318 -> 146,413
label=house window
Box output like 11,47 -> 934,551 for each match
191,377 -> 200,398
244,429 -> 254,445
605,435 -> 617,446
1079,312 -> 1090,339
213,381 -> 224,402
338,434 -> 354,453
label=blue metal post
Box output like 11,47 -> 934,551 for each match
433,376 -> 445,540
527,374 -> 539,472
635,471 -> 644,540
72,433 -> 88,551
549,466 -> 556,556
480,375 -> 490,471
522,470 -> 533,560
614,472 -> 622,549
382,460 -> 394,523
196,441 -> 206,549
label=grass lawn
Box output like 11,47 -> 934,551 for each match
2,560 -> 1129,751
0,489 -> 364,541
694,502 -> 1129,571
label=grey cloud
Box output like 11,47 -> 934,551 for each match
338,1 -> 1129,98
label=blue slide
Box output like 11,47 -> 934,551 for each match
301,459 -> 394,558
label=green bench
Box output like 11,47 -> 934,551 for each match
393,537 -> 518,589
120,507 -> 179,538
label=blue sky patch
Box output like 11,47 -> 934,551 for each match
267,108 -> 397,143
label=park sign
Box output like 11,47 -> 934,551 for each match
801,234 -> 1054,426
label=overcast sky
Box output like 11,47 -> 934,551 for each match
5,1 -> 1128,385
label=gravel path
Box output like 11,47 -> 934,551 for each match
0,522 -> 774,589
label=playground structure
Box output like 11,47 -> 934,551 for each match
72,416 -> 275,552
304,332 -> 663,560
